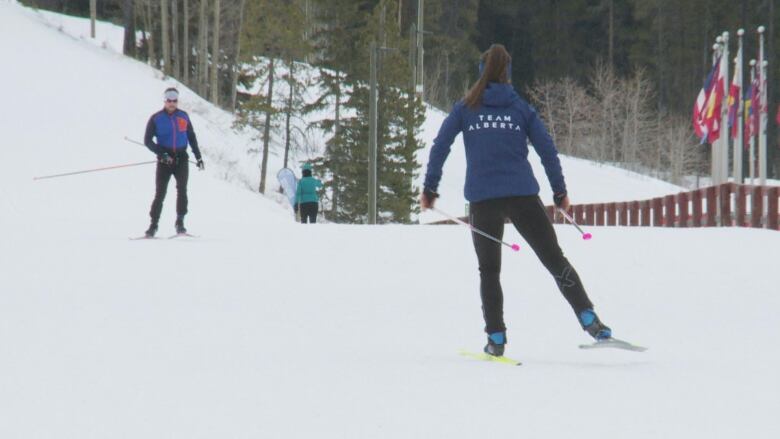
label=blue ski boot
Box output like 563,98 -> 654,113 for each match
484,331 -> 506,357
579,309 -> 612,340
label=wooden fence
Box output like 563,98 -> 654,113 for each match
434,183 -> 780,231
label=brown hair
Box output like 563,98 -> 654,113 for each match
463,44 -> 512,109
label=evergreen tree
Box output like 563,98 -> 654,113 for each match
235,0 -> 309,193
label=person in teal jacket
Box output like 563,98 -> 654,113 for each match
295,163 -> 323,224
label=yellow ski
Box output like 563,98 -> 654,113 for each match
459,350 -> 522,366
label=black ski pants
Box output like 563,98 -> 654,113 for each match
469,195 -> 594,334
149,155 -> 189,225
299,202 -> 318,224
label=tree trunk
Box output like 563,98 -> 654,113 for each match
230,0 -> 246,111
259,58 -> 275,194
198,0 -> 209,96
608,0 -> 613,68
284,58 -> 294,169
210,0 -> 221,105
161,0 -> 170,75
144,1 -> 156,67
183,0 -> 189,83
122,0 -> 136,56
331,71 -> 342,216
171,0 -> 180,78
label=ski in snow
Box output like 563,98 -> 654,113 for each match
459,350 -> 522,366
168,233 -> 199,239
579,337 -> 647,352
129,236 -> 159,240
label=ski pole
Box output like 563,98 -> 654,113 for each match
33,161 -> 157,181
428,207 -> 520,252
124,136 -> 198,165
557,208 -> 593,240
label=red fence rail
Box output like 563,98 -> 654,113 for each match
433,183 -> 780,231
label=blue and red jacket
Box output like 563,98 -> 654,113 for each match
424,82 -> 566,203
144,109 -> 202,159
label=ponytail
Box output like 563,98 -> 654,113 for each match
463,44 -> 512,109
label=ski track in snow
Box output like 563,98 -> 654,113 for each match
1,3 -> 779,438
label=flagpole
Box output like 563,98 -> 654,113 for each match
720,31 -> 730,184
758,26 -> 768,186
712,39 -> 723,185
749,59 -> 757,184
733,29 -> 744,183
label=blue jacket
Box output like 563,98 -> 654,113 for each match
144,109 -> 202,159
423,83 -> 566,203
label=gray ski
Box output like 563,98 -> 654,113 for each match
579,338 -> 647,352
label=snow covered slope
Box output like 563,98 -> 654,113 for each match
25,3 -> 684,224
1,3 -> 779,439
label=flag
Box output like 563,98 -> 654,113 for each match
694,57 -> 723,143
750,71 -> 760,137
776,104 -> 780,126
728,47 -> 743,139
743,87 -> 754,147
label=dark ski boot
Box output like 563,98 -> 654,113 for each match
483,331 -> 507,357
175,217 -> 187,235
579,309 -> 612,340
144,223 -> 158,238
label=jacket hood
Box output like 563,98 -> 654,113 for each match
482,82 -> 520,108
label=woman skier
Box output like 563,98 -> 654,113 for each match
420,44 -> 612,357
295,163 -> 323,224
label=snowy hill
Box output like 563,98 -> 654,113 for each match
1,3 -> 779,439
22,3 -> 684,224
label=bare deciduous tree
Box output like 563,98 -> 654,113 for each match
210,0 -> 221,105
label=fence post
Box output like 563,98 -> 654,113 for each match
607,203 -> 617,225
652,197 -> 663,226
691,190 -> 703,227
640,200 -> 651,226
618,202 -> 628,225
751,186 -> 764,228
574,205 -> 585,224
664,195 -> 676,227
768,187 -> 779,230
735,185 -> 747,227
706,186 -> 717,227
595,204 -> 605,226
545,205 -> 555,222
719,183 -> 732,226
629,201 -> 639,226
585,204 -> 595,225
677,192 -> 690,227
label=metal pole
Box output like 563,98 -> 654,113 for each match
749,60 -> 757,184
416,0 -> 424,96
721,32 -> 730,183
758,26 -> 768,186
90,0 -> 97,38
34,161 -> 157,181
409,23 -> 417,90
712,40 -> 722,185
368,41 -> 378,224
734,29 -> 744,183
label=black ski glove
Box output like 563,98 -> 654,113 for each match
553,191 -> 568,208
196,158 -> 205,170
421,188 -> 439,209
159,153 -> 174,165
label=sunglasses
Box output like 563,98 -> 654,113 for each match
165,99 -> 178,103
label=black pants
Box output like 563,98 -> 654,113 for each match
149,156 -> 189,225
470,195 -> 594,334
300,202 -> 318,224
